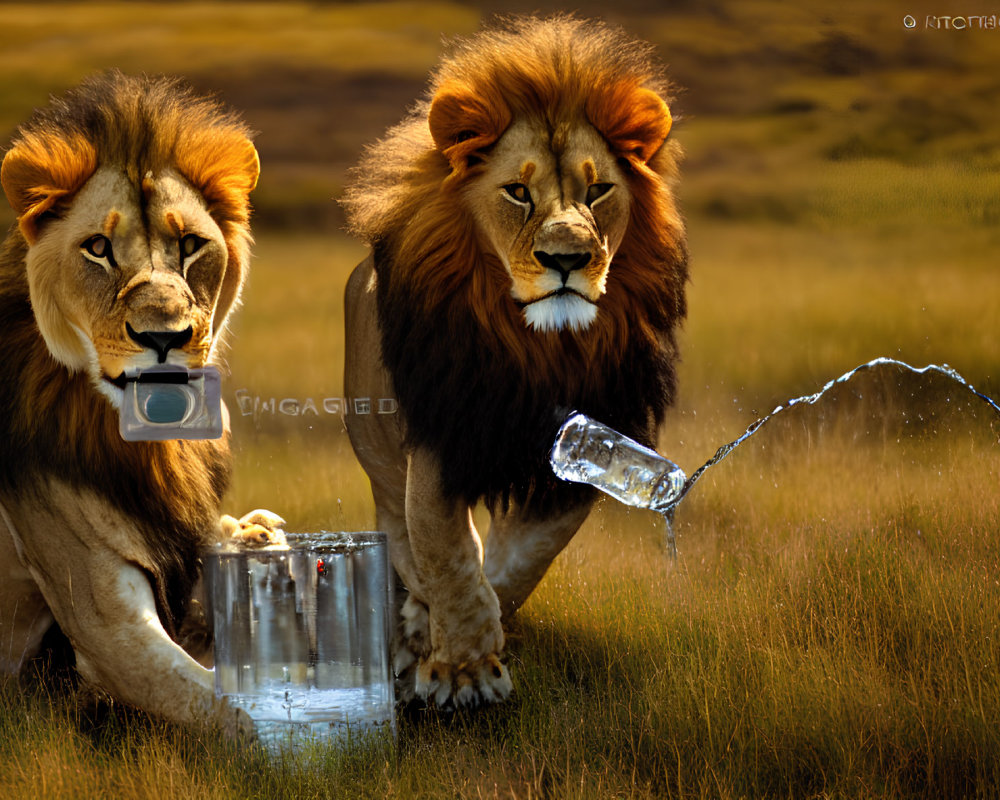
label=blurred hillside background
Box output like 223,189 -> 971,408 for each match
2,0 -> 999,523
4,1 -> 998,231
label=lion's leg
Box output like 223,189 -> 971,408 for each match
368,467 -> 420,603
361,466 -> 435,686
344,256 -> 433,687
402,446 -> 511,707
0,503 -> 53,673
0,572 -> 52,675
342,391 -> 421,676
26,545 -> 248,735
374,498 -> 432,678
6,491 -> 249,736
484,499 -> 593,619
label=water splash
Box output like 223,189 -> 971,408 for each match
551,357 -> 1000,557
664,357 -> 1000,515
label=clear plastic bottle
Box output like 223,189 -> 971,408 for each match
549,412 -> 686,511
550,412 -> 687,559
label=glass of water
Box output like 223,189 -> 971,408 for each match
204,531 -> 395,753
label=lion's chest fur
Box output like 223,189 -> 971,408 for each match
371,247 -> 676,512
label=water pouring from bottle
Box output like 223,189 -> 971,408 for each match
549,411 -> 687,558
548,358 -> 1000,561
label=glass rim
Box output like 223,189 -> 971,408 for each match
204,530 -> 387,557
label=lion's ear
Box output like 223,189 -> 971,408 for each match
1,133 -> 97,244
428,82 -> 510,172
177,134 -> 259,340
588,85 -> 672,166
177,133 -> 260,226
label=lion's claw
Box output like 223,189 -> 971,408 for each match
413,653 -> 512,710
394,595 -> 511,709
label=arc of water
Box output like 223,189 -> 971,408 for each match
664,357 -> 1000,515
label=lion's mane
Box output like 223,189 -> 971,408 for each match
0,72 -> 256,634
344,16 -> 688,512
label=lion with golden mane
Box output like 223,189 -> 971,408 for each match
0,71 -> 281,733
343,16 -> 688,707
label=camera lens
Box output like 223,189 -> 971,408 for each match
139,384 -> 194,424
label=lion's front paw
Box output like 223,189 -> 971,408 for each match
394,594 -> 511,709
414,653 -> 512,709
221,509 -> 287,549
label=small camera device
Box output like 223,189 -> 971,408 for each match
119,365 -> 224,442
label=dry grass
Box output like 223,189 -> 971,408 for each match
213,222 -> 1000,799
3,1 -> 1000,797
2,228 -> 999,800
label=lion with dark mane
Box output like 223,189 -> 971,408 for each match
343,16 -> 687,707
0,71 -> 281,733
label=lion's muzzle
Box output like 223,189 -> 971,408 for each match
530,208 -> 608,300
533,250 -> 592,284
126,323 -> 194,364
117,271 -> 205,363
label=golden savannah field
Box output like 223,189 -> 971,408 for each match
2,1 -> 1000,797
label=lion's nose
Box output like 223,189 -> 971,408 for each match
126,323 -> 193,364
533,251 -> 592,283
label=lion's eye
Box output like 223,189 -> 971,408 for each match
83,235 -> 109,258
180,233 -> 207,263
81,235 -> 115,268
585,183 -> 615,206
502,183 -> 532,205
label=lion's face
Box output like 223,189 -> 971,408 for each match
25,166 -> 230,407
467,118 -> 630,333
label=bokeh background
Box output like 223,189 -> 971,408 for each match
2,3 -> 1000,796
